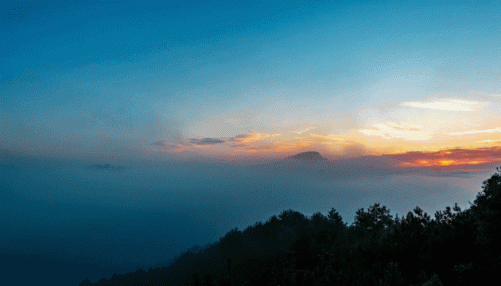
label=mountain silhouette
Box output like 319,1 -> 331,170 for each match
286,151 -> 327,161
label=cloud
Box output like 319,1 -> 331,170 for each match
384,122 -> 422,131
224,133 -> 325,156
477,139 -> 501,143
309,134 -> 346,142
189,138 -> 225,145
401,98 -> 486,111
384,147 -> 501,167
152,140 -> 168,147
448,127 -> 501,136
359,122 -> 430,141
152,133 -> 264,154
86,163 -> 124,171
341,144 -> 368,158
144,93 -> 501,161
151,140 -> 190,153
474,92 -> 501,98
230,133 -> 262,144
352,93 -> 501,149
294,127 -> 317,134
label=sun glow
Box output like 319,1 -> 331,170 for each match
439,160 -> 455,166
396,156 -> 497,168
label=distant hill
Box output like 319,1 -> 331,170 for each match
285,151 -> 327,161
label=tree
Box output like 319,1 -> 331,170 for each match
383,261 -> 405,286
94,277 -> 108,286
79,278 -> 91,286
278,209 -> 307,227
469,166 -> 501,279
203,273 -> 214,286
421,274 -> 443,286
328,208 -> 345,227
353,203 -> 393,233
471,167 -> 501,248
193,272 -> 200,286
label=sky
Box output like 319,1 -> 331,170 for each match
2,0 -> 501,164
1,0 -> 501,285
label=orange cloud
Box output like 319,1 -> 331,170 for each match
230,133 -> 262,144
385,147 -> 501,168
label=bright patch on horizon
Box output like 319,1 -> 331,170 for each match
390,147 -> 501,168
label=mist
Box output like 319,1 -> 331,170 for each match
0,152 -> 493,286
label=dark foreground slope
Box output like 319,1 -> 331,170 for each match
80,167 -> 501,286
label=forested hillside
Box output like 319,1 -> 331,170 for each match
80,167 -> 501,286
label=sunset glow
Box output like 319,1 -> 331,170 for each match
142,91 -> 501,166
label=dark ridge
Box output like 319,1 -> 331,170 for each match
286,151 -> 327,161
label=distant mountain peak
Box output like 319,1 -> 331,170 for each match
286,151 -> 327,161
